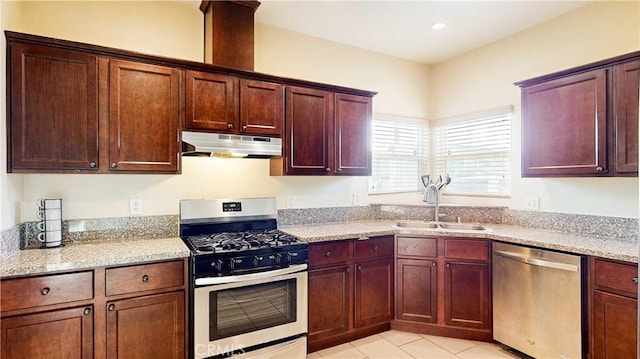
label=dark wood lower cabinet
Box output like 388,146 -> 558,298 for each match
354,259 -> 393,328
1,306 -> 94,359
106,292 -> 185,359
308,265 -> 351,340
307,236 -> 394,353
396,258 -> 437,323
592,291 -> 637,359
0,259 -> 187,359
590,257 -> 638,359
444,261 -> 490,329
393,236 -> 492,341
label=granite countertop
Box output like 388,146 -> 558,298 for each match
0,237 -> 190,278
281,220 -> 639,263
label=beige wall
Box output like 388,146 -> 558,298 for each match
429,1 -> 640,217
5,1 -> 429,221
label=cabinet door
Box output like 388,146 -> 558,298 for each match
354,259 -> 393,328
308,265 -> 351,340
521,69 -> 608,176
396,258 -> 437,323
9,43 -> 99,172
106,291 -> 185,359
1,306 -> 93,359
614,60 -> 640,175
185,70 -> 238,132
444,261 -> 491,329
284,87 -> 334,175
109,60 -> 181,173
334,94 -> 372,175
240,79 -> 284,136
593,291 -> 637,359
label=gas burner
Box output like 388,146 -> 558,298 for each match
186,229 -> 299,253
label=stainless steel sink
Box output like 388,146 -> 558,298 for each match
394,221 -> 491,231
395,221 -> 440,229
438,223 -> 489,231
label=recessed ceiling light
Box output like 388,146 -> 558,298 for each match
432,22 -> 446,30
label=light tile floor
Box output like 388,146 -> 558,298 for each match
307,330 -> 524,359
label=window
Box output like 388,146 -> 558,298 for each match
433,107 -> 512,196
369,117 -> 429,193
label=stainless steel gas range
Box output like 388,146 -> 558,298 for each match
180,198 -> 308,359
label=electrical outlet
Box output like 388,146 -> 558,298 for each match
129,199 -> 143,215
525,197 -> 540,210
352,193 -> 361,206
68,219 -> 86,233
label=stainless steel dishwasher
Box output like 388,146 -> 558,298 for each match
493,242 -> 586,359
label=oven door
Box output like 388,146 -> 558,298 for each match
193,264 -> 308,359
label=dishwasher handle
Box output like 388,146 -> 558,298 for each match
494,249 -> 579,272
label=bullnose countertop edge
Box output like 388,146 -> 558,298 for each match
280,220 -> 639,263
0,237 -> 190,278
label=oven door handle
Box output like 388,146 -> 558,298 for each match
195,263 -> 308,286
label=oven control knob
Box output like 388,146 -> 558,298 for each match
253,256 -> 263,266
211,260 -> 224,271
275,253 -> 284,264
230,258 -> 237,271
287,252 -> 299,263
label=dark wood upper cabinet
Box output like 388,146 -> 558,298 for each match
8,43 -> 99,172
108,60 -> 181,173
518,52 -> 640,177
184,72 -> 283,137
239,79 -> 284,136
335,93 -> 372,175
272,87 -> 373,176
521,69 -> 608,176
279,86 -> 334,175
614,59 -> 640,175
185,70 -> 238,133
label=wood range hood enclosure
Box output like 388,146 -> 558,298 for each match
200,0 -> 260,71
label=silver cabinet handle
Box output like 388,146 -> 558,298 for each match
108,304 -> 115,311
633,277 -> 638,284
337,168 -> 342,172
596,166 -> 604,172
346,267 -> 350,273
326,167 -> 331,172
110,162 -> 117,168
373,245 -> 379,251
227,123 -> 233,129
432,262 -> 437,267
83,307 -> 91,315
89,162 -> 97,168
357,265 -> 362,271
242,125 -> 247,131
40,287 -> 50,296
142,274 -> 149,282
325,251 -> 332,257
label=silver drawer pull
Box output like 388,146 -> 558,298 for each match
40,287 -> 50,296
325,251 -> 332,257
633,277 -> 638,284
142,274 -> 149,282
83,307 -> 91,315
108,304 -> 115,311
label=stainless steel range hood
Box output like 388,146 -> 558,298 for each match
181,131 -> 282,158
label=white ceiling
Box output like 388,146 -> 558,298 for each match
255,1 -> 591,64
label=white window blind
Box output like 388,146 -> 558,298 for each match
369,118 -> 429,193
434,110 -> 512,196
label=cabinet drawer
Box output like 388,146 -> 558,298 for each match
444,239 -> 489,261
594,258 -> 638,298
106,260 -> 184,296
397,236 -> 437,258
309,241 -> 352,269
355,235 -> 394,261
1,271 -> 94,312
